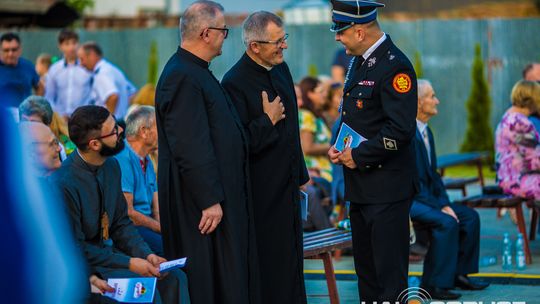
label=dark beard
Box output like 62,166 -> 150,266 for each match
99,139 -> 125,157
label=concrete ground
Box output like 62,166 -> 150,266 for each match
304,183 -> 540,303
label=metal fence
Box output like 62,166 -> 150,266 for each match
11,18 -> 540,154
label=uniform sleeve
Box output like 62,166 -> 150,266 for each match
222,78 -> 279,155
157,73 -> 225,211
351,64 -> 417,167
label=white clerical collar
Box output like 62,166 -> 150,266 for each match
416,119 -> 428,134
362,33 -> 387,61
258,62 -> 273,71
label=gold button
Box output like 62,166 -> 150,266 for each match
346,93 -> 350,97
343,111 -> 346,116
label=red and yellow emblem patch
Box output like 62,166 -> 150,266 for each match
392,73 -> 412,93
356,99 -> 363,109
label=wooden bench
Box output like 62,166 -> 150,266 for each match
437,151 -> 489,195
304,228 -> 352,304
456,186 -> 534,264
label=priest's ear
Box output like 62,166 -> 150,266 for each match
87,138 -> 102,152
248,41 -> 261,54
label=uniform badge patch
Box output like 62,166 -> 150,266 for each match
383,137 -> 398,150
392,73 -> 412,93
356,99 -> 363,109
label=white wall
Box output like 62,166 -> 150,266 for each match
87,0 -> 182,16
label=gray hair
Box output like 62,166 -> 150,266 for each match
125,106 -> 155,137
18,95 -> 53,126
242,11 -> 283,46
417,79 -> 433,100
180,0 -> 224,41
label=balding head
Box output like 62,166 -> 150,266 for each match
180,0 -> 225,41
19,122 -> 62,175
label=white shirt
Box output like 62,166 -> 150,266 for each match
90,59 -> 134,118
362,33 -> 387,61
416,119 -> 431,164
45,59 -> 92,116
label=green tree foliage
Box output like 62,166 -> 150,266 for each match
414,51 -> 424,79
308,64 -> 318,77
148,41 -> 158,86
535,0 -> 540,11
460,44 -> 494,159
66,0 -> 94,14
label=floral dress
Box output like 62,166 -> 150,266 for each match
299,109 -> 333,182
495,111 -> 540,200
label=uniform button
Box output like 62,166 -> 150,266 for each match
346,93 -> 350,97
378,164 -> 382,168
359,93 -> 362,96
343,111 -> 346,116
366,165 -> 371,169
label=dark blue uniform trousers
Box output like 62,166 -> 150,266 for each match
410,202 -> 480,288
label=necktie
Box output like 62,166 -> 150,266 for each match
422,127 -> 431,165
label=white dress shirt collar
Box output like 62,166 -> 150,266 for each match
362,33 -> 387,60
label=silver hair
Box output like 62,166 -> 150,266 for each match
18,95 -> 53,126
125,106 -> 155,137
242,11 -> 283,47
417,79 -> 433,100
180,0 -> 224,41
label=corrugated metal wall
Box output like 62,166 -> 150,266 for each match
10,18 -> 540,153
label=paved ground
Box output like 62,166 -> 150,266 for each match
304,183 -> 540,303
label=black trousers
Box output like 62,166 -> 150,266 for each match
349,199 -> 411,303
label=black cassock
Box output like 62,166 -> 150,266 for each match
155,47 -> 260,304
222,53 -> 309,304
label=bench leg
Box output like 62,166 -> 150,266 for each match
321,252 -> 340,304
461,186 -> 467,197
530,206 -> 538,241
514,203 -> 532,264
476,160 -> 485,187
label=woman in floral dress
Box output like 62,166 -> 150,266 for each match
495,80 -> 540,201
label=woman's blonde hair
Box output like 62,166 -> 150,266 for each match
49,111 -> 69,138
511,80 -> 540,112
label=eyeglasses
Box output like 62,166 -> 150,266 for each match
32,138 -> 60,149
91,122 -> 119,143
253,33 -> 289,48
200,27 -> 229,39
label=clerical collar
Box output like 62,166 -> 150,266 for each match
76,149 -> 101,173
243,52 -> 273,73
362,33 -> 387,61
178,46 -> 210,69
416,119 -> 428,134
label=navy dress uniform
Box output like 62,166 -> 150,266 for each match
330,1 -> 418,302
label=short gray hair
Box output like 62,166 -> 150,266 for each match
125,106 -> 155,137
242,11 -> 283,46
180,0 -> 224,41
417,79 -> 433,100
18,95 -> 53,126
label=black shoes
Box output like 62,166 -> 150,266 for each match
454,274 -> 490,290
421,286 -> 462,300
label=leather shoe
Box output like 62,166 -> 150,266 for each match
421,286 -> 461,300
454,274 -> 490,290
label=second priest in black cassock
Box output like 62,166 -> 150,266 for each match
222,11 -> 310,304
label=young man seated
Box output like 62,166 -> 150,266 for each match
52,105 -> 189,303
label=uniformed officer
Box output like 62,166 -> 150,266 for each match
327,1 -> 418,303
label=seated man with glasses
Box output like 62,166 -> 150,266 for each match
52,105 -> 189,304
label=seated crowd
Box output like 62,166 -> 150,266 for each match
2,22 -> 540,303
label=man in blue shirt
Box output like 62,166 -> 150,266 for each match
45,29 -> 92,118
114,106 -> 162,255
0,32 -> 40,112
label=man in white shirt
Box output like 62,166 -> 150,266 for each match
45,29 -> 92,119
77,41 -> 134,119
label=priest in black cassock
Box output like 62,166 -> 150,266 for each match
222,11 -> 309,304
155,1 -> 260,303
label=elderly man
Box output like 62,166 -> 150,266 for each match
412,79 -> 489,299
114,106 -> 163,256
77,42 -> 133,118
222,11 -> 308,304
52,105 -> 187,304
155,1 -> 260,303
0,33 -> 40,112
327,1 -> 418,302
45,29 -> 92,118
